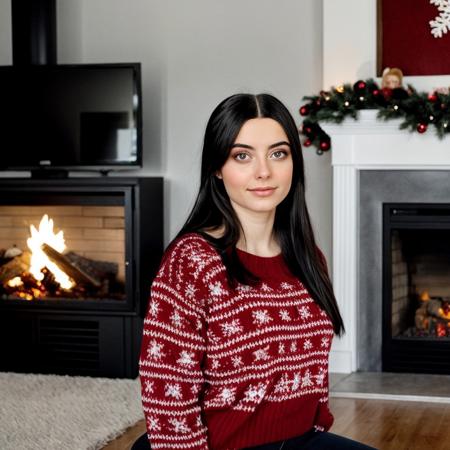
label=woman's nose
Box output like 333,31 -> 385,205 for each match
255,158 -> 271,179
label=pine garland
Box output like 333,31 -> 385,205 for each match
298,79 -> 450,154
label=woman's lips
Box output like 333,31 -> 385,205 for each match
248,187 -> 276,197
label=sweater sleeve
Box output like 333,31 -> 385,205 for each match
139,238 -> 210,449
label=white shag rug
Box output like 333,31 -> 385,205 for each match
0,372 -> 145,450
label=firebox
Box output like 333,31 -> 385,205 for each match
383,203 -> 450,374
0,177 -> 163,378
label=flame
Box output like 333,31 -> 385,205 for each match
26,214 -> 74,290
7,277 -> 23,287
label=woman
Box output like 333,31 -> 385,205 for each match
137,94 -> 376,449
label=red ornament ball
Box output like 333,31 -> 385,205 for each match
417,123 -> 427,134
372,89 -> 380,97
357,81 -> 366,90
319,141 -> 331,151
303,126 -> 312,135
303,139 -> 312,147
299,105 -> 309,116
428,93 -> 438,102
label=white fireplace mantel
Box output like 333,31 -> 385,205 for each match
322,110 -> 450,373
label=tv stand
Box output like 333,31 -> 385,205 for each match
31,168 -> 69,179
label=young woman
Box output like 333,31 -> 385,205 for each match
137,94 -> 376,450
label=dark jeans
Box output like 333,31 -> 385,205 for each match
132,430 -> 378,450
244,430 -> 378,450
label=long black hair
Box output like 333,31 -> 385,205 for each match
175,93 -> 344,335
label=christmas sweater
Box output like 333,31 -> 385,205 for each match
139,233 -> 334,450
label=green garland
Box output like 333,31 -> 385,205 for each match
298,79 -> 450,154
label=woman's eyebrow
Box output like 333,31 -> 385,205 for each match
231,141 -> 291,150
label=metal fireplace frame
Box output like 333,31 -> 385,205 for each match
382,202 -> 450,374
0,177 -> 163,378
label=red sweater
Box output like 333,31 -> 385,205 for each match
139,233 -> 334,450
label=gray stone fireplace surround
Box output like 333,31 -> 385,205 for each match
359,170 -> 450,371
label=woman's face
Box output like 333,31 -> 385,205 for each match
217,118 -> 293,217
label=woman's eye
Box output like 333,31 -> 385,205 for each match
234,152 -> 249,161
272,150 -> 288,159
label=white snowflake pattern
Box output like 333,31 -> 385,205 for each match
196,416 -> 203,428
315,368 -> 326,386
242,382 -> 267,403
321,337 -> 330,348
231,355 -> 244,367
165,382 -> 182,400
185,283 -> 197,299
191,384 -> 200,395
237,284 -> 253,292
145,380 -> 154,393
292,372 -> 301,391
297,305 -> 312,320
219,387 -> 236,404
208,330 -> 220,343
149,300 -> 160,318
147,416 -> 161,432
278,342 -> 285,355
280,281 -> 294,290
147,339 -> 165,360
253,345 -> 270,361
211,358 -> 221,370
290,341 -> 297,353
188,251 -> 207,275
168,417 -> 191,434
209,281 -> 226,297
301,369 -> 313,388
196,319 -> 203,331
170,309 -> 183,328
252,309 -> 273,326
303,339 -> 313,350
177,350 -> 196,367
260,283 -> 273,292
430,0 -> 450,38
220,319 -> 244,336
274,374 -> 291,393
279,309 -> 291,321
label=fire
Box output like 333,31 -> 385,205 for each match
26,214 -> 74,290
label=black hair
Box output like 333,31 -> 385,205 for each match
175,93 -> 344,335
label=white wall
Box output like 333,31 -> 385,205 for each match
0,0 -> 331,260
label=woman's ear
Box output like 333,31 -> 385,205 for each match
215,171 -> 223,179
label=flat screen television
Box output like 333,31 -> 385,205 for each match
0,63 -> 142,173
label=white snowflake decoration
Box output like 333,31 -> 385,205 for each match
274,374 -> 291,393
145,380 -> 154,393
219,387 -> 236,404
297,305 -> 312,320
169,417 -> 191,434
231,355 -> 244,367
321,337 -> 330,348
290,341 -> 297,353
315,368 -> 326,387
292,373 -> 301,391
430,0 -> 450,38
177,350 -> 196,367
165,382 -> 183,400
278,342 -> 285,355
253,345 -> 270,361
185,283 -> 197,299
209,281 -> 226,297
211,358 -> 221,370
280,281 -> 293,290
252,309 -> 273,325
147,416 -> 161,432
149,300 -> 160,318
147,339 -> 165,360
303,339 -> 313,350
301,369 -> 313,388
170,309 -> 183,328
243,382 -> 267,403
279,309 -> 291,321
260,283 -> 273,292
220,319 -> 244,336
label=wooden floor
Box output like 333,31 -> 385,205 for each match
102,397 -> 450,450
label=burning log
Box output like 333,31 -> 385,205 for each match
0,251 -> 31,284
41,243 -> 101,288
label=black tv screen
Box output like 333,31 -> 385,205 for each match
0,63 -> 142,171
